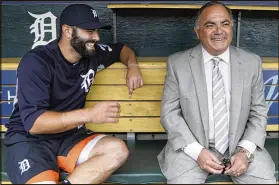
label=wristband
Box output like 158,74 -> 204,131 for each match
128,63 -> 139,68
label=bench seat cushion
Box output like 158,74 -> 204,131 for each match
1,138 -> 278,183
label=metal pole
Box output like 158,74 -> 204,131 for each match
112,9 -> 117,43
236,11 -> 242,48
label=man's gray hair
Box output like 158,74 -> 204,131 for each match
195,1 -> 234,29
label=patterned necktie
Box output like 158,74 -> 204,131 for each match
212,57 -> 229,154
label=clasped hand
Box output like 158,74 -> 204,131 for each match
224,151 -> 248,177
197,149 -> 248,176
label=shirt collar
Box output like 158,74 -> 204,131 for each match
202,46 -> 230,64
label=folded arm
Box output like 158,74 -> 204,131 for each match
119,45 -> 143,94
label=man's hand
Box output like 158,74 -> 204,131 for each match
224,151 -> 248,176
86,101 -> 121,123
126,64 -> 143,95
197,149 -> 225,174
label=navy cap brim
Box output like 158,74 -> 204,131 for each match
76,21 -> 111,30
99,25 -> 112,30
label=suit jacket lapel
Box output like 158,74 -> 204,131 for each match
229,46 -> 243,154
189,44 -> 209,146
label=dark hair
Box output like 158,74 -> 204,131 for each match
59,25 -> 77,38
70,26 -> 77,37
195,1 -> 233,29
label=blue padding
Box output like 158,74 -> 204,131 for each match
268,117 -> 279,124
1,118 -> 9,125
1,71 -> 16,85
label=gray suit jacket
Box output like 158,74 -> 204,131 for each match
157,44 -> 275,181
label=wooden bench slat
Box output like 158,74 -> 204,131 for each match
86,118 -> 162,132
1,104 -> 278,120
86,85 -> 164,100
2,69 -> 278,85
95,69 -> 166,84
1,63 -> 19,70
1,58 -> 21,63
0,118 -> 164,132
261,57 -> 279,63
263,63 -> 279,70
86,102 -> 161,116
1,62 -> 278,70
107,4 -> 279,11
1,57 -> 278,69
1,120 -> 278,132
1,85 -> 278,102
0,62 -> 167,70
0,181 -> 11,184
86,119 -> 279,132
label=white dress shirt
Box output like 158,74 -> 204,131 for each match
183,46 -> 256,161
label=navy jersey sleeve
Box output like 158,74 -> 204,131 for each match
95,42 -> 125,71
17,52 -> 51,132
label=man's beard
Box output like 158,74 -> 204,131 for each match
70,33 -> 97,58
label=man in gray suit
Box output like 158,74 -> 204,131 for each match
158,1 -> 276,184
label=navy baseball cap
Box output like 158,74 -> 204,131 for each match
60,4 -> 111,30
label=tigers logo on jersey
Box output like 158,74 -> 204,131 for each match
80,69 -> 95,92
18,159 -> 30,175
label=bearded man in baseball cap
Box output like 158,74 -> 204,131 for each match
4,4 -> 143,184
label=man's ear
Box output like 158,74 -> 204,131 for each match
62,24 -> 72,40
194,27 -> 200,40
